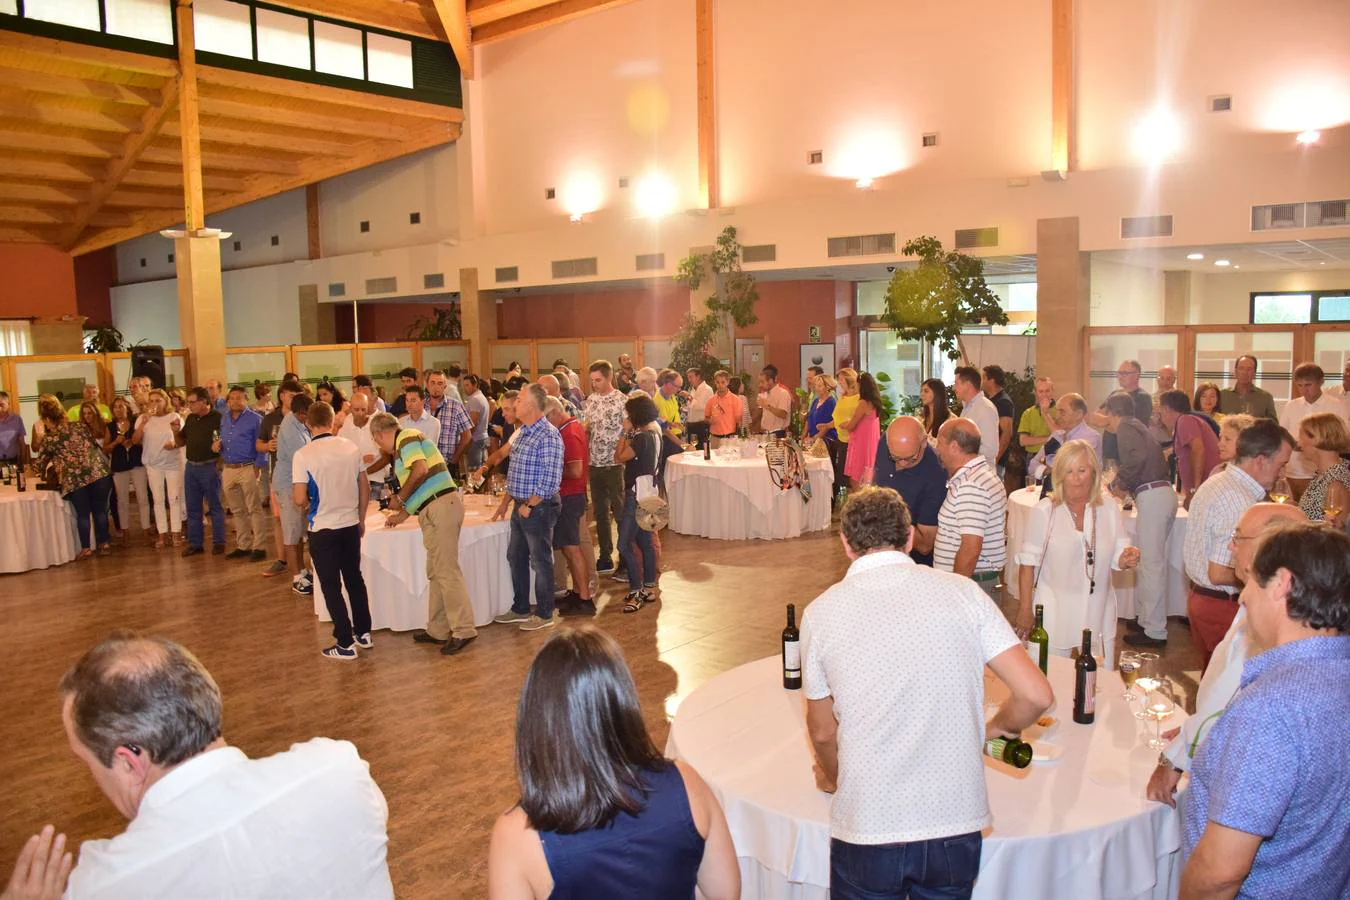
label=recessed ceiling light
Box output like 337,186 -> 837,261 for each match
1214,259 -> 1231,267
1187,252 -> 1204,260
1296,130 -> 1321,145
1233,265 -> 1240,269
855,176 -> 874,190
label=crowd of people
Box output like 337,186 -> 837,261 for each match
2,352 -> 1348,899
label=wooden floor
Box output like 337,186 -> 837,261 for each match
1,509 -> 1203,897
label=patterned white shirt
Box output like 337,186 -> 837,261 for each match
582,388 -> 628,467
1183,463 -> 1265,593
934,456 -> 1008,573
802,551 -> 1019,844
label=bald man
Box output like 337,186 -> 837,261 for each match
1147,502 -> 1308,807
871,416 -> 948,565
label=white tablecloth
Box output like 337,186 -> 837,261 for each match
313,493 -> 530,631
666,454 -> 833,540
668,655 -> 1184,900
1005,487 -> 1190,621
0,486 -> 79,574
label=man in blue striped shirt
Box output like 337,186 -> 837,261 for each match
493,384 -> 564,632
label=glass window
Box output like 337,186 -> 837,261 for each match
106,0 -> 173,43
856,281 -> 887,316
315,21 -> 365,80
256,8 -> 312,71
1317,295 -> 1350,322
194,0 -> 253,60
1252,293 -> 1312,324
24,0 -> 100,30
366,33 -> 413,89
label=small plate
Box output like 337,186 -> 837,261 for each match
1030,741 -> 1064,764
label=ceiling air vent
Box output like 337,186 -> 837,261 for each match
741,243 -> 777,263
1208,95 -> 1232,112
551,257 -> 598,279
1308,199 -> 1348,227
365,276 -> 397,294
1120,215 -> 1174,239
827,233 -> 896,258
635,253 -> 665,272
922,132 -> 939,148
327,282 -> 346,298
807,150 -> 823,165
495,266 -> 519,283
423,273 -> 445,290
1252,203 -> 1305,231
954,227 -> 998,249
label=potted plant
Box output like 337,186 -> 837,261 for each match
673,226 -> 760,375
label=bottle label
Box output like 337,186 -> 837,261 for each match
1083,673 -> 1096,714
984,737 -> 1007,760
783,640 -> 801,674
1025,641 -> 1040,666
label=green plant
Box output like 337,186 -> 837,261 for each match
404,306 -> 461,341
882,236 -> 1008,362
792,386 -> 811,437
872,371 -> 900,428
83,325 -> 124,354
672,227 -> 761,374
668,312 -> 723,384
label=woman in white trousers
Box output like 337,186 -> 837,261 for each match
105,397 -> 151,540
133,389 -> 185,549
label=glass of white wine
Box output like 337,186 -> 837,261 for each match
1323,498 -> 1344,524
1118,649 -> 1141,701
1270,477 -> 1292,505
1143,679 -> 1177,750
1133,653 -> 1161,720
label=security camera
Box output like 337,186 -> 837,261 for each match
886,265 -> 896,274
513,287 -> 521,293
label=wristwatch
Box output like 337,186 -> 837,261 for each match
1157,752 -> 1183,773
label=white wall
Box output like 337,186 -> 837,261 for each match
1090,258 -> 1166,326
112,265 -> 304,348
1194,269 -> 1350,322
320,145 -> 460,257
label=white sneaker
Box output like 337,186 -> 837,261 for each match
354,632 -> 373,649
518,615 -> 556,632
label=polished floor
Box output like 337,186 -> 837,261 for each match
1,507 -> 1203,897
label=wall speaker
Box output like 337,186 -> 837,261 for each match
130,345 -> 166,389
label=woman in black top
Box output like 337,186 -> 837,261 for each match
614,396 -> 660,613
105,396 -> 150,540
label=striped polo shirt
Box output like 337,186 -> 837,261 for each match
934,456 -> 1007,573
393,428 -> 455,515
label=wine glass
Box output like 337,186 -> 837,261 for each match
1143,679 -> 1177,750
1101,461 -> 1119,490
1133,653 -> 1161,720
1270,477 -> 1292,505
1118,650 -> 1141,701
1323,496 -> 1344,525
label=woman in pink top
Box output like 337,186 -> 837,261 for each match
842,372 -> 883,485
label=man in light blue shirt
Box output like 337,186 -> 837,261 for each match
0,391 -> 24,461
272,393 -> 313,594
219,386 -> 267,561
461,374 -> 491,469
1180,522 -> 1350,899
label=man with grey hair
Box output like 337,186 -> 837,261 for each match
203,378 -> 227,415
537,373 -> 578,418
2,634 -> 392,897
630,366 -> 659,399
1029,392 -> 1101,478
933,418 -> 1007,595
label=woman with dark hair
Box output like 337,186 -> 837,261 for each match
315,381 -> 348,428
726,376 -> 752,432
613,395 -> 661,612
919,377 -> 950,441
842,371 -> 884,486
488,626 -> 738,900
37,397 -> 114,559
504,362 -> 529,392
105,396 -> 150,542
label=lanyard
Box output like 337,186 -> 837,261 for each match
1034,502 -> 1098,596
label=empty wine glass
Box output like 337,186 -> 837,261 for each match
1118,650 -> 1141,701
1270,477 -> 1292,505
1143,679 -> 1177,750
1133,653 -> 1161,720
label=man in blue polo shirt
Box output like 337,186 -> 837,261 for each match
1180,522 -> 1350,899
871,416 -> 947,566
219,386 -> 267,561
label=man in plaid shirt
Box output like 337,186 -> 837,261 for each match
427,371 -> 473,474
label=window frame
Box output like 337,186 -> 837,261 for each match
1249,289 -> 1350,325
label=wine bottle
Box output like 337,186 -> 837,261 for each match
15,462 -> 25,492
782,604 -> 801,690
983,735 -> 1033,768
703,439 -> 711,461
1073,628 -> 1096,724
1027,604 -> 1050,675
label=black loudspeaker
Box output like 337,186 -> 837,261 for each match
131,345 -> 167,389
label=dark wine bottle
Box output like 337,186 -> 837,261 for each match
15,462 -> 25,492
1073,628 -> 1096,724
1027,604 -> 1050,675
782,604 -> 801,690
983,735 -> 1033,768
703,439 -> 711,461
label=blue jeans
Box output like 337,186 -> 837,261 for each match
617,492 -> 655,591
830,833 -> 981,900
508,496 -> 560,619
468,438 -> 488,470
67,476 -> 113,550
184,462 -> 225,549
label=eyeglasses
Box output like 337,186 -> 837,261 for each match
1230,529 -> 1257,543
888,449 -> 924,466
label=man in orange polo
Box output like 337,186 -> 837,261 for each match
704,370 -> 744,443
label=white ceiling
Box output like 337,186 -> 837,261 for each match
1093,237 -> 1350,273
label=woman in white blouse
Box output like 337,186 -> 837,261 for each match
1015,439 -> 1140,658
132,389 -> 185,549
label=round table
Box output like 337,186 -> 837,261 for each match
665,453 -> 834,540
313,493 -> 531,631
0,485 -> 79,574
1004,487 -> 1190,621
668,655 -> 1184,900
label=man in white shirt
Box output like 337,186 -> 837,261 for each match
803,487 -> 1052,898
398,386 -> 441,447
756,365 -> 793,437
1147,502 -> 1307,807
4,634 -> 392,899
952,366 -> 999,467
933,418 -> 1008,597
683,368 -> 715,450
294,400 -> 372,660
1278,362 -> 1344,493
340,390 -> 389,498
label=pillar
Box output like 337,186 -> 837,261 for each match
297,284 -> 334,345
174,236 -> 225,386
459,267 -> 494,374
1035,217 -> 1090,395
1163,270 -> 1193,326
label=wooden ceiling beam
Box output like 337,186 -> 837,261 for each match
471,0 -> 632,44
163,120 -> 361,158
467,0 -> 547,27
431,0 -> 474,79
0,32 -> 179,78
0,157 -> 102,183
72,121 -> 460,255
0,68 -> 159,106
59,76 -> 180,250
138,144 -> 302,176
195,65 -> 462,121
257,0 -> 443,40
0,183 -> 85,205
0,206 -> 133,228
0,102 -> 141,134
0,226 -> 58,243
197,93 -> 416,139
120,167 -> 246,194
102,190 -> 185,209
0,129 -> 120,160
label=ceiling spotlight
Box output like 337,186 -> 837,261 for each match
1214,259 -> 1231,267
855,176 -> 874,190
1296,129 -> 1321,145
568,213 -> 584,224
1187,252 -> 1204,260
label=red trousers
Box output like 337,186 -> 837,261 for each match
1187,588 -> 1238,671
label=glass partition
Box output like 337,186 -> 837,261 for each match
420,342 -> 470,376
1194,331 -> 1293,416
1312,330 -> 1350,385
294,347 -> 356,400
226,351 -> 289,397
109,353 -> 185,399
1086,332 -> 1179,410
356,345 -> 412,405
489,342 -> 532,382
586,340 -> 636,371
15,358 -> 99,424
536,341 -> 582,379
639,339 -> 674,371
860,329 -> 925,406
